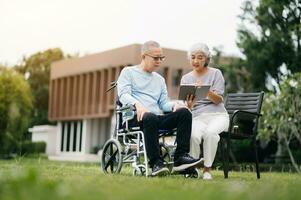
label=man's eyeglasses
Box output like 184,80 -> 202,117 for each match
145,54 -> 166,61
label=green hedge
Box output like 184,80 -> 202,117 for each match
20,141 -> 46,155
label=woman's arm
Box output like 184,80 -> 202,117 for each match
208,69 -> 225,105
207,90 -> 223,104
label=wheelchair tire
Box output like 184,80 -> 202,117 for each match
133,166 -> 147,176
183,168 -> 201,179
159,143 -> 172,163
101,139 -> 123,174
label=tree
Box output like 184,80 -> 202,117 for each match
0,68 -> 33,157
211,48 -> 252,93
259,72 -> 301,172
237,0 -> 301,91
15,48 -> 65,125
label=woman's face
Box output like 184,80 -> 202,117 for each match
190,52 -> 207,71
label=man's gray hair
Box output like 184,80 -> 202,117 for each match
187,43 -> 211,59
141,41 -> 161,55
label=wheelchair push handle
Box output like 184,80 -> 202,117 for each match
106,81 -> 117,92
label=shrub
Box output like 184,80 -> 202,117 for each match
0,68 -> 33,158
20,141 -> 46,155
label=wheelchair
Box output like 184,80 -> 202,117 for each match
100,82 -> 200,178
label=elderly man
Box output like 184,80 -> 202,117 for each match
117,41 -> 202,176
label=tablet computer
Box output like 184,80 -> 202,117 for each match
178,85 -> 210,101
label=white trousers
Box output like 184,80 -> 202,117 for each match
190,112 -> 229,167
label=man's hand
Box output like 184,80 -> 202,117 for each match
173,102 -> 188,112
135,102 -> 149,121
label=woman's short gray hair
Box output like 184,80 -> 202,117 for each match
141,41 -> 161,55
187,43 -> 211,59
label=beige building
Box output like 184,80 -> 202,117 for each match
46,44 -> 192,160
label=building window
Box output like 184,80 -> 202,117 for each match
172,69 -> 182,87
61,120 -> 83,153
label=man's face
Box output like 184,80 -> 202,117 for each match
143,47 -> 165,72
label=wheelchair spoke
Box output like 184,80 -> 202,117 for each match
110,147 -> 116,172
109,142 -> 113,155
105,147 -> 119,172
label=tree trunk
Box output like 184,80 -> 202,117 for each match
275,132 -> 284,164
284,137 -> 300,173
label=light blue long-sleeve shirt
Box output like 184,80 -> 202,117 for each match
117,65 -> 174,115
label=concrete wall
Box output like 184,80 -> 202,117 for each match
29,125 -> 58,155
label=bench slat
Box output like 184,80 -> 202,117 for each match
226,104 -> 259,110
227,93 -> 262,97
226,96 -> 261,101
227,100 -> 259,105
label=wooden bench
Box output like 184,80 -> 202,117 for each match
220,92 -> 264,179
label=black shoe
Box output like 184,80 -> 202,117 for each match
151,159 -> 170,176
172,154 -> 204,172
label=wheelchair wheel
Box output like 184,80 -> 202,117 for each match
159,143 -> 172,163
182,168 -> 201,179
101,139 -> 123,174
133,166 -> 147,176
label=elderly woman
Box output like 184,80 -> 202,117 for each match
180,43 -> 229,180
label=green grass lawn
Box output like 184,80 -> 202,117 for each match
0,158 -> 300,200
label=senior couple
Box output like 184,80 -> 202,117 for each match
117,41 -> 229,180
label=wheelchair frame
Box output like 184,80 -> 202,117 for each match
100,81 -> 199,178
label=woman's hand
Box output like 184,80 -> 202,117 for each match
207,90 -> 223,105
186,94 -> 196,110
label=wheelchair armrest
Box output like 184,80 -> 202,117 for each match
117,104 -> 136,124
117,104 -> 136,112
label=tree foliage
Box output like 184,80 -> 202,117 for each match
259,72 -> 301,172
15,48 -> 65,125
237,0 -> 301,91
0,68 -> 33,157
211,48 -> 252,93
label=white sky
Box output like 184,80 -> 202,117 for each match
0,0 -> 245,65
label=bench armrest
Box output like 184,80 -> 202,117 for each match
228,110 -> 262,134
231,110 -> 262,122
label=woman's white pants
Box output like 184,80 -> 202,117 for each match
190,112 -> 229,167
